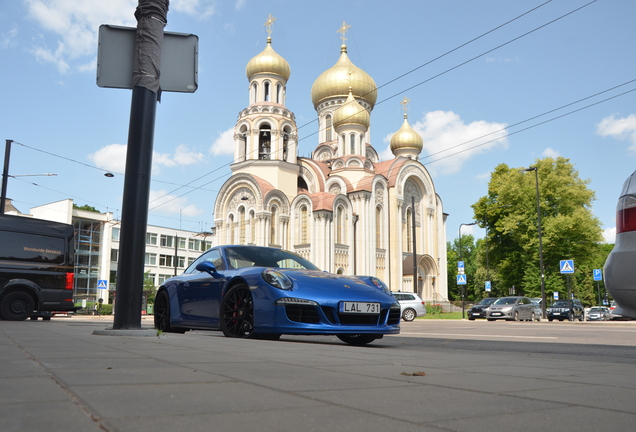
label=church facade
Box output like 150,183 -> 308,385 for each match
213,20 -> 448,302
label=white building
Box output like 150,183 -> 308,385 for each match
212,20 -> 448,302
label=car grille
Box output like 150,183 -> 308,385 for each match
285,305 -> 320,324
387,307 -> 401,325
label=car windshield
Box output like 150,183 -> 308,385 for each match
590,307 -> 605,312
478,298 -> 497,306
493,297 -> 517,305
552,301 -> 571,307
224,246 -> 320,270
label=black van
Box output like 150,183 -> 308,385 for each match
0,214 -> 76,321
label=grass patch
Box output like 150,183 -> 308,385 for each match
421,312 -> 463,319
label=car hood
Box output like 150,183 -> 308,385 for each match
283,270 -> 384,293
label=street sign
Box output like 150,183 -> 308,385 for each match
593,269 -> 602,281
457,261 -> 465,274
98,280 -> 108,289
485,281 -> 491,292
553,291 -> 559,300
457,274 -> 467,285
560,260 -> 574,274
97,25 -> 198,92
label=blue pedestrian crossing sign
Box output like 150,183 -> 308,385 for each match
560,260 -> 574,274
485,281 -> 491,292
593,269 -> 602,281
457,274 -> 467,285
98,279 -> 108,289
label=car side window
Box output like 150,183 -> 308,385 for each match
186,249 -> 224,274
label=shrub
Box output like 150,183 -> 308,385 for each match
426,303 -> 443,314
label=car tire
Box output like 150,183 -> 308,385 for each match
0,291 -> 35,321
531,312 -> 536,322
468,317 -> 475,321
568,312 -> 574,322
220,284 -> 255,339
154,290 -> 186,334
487,318 -> 495,322
514,311 -> 520,321
336,334 -> 379,346
402,308 -> 416,322
548,317 -> 553,322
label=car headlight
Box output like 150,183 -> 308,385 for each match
370,277 -> 390,294
262,269 -> 293,290
501,307 -> 513,312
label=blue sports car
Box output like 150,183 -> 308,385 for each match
154,245 -> 401,345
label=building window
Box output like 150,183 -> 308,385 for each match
326,115 -> 332,142
159,254 -> 174,267
251,82 -> 258,104
264,81 -> 270,101
350,134 -> 355,154
187,257 -> 195,267
178,256 -> 186,268
406,208 -> 412,252
239,207 -> 246,245
259,124 -> 271,160
145,253 -> 157,265
178,237 -> 186,249
111,227 -> 120,241
158,274 -> 172,285
376,205 -> 382,248
300,205 -> 308,244
160,234 -> 173,248
146,232 -> 157,245
110,249 -> 119,262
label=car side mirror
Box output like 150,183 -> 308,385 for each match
196,260 -> 218,276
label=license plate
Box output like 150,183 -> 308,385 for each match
472,313 -> 480,316
491,312 -> 502,316
553,312 -> 560,315
339,302 -> 380,314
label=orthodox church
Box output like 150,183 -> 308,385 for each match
213,18 -> 448,302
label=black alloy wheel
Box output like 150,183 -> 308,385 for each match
220,284 -> 255,338
154,291 -> 185,333
336,334 -> 380,346
0,291 -> 35,321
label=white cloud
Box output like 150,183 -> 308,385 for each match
603,227 -> 616,244
235,0 -> 247,10
171,0 -> 216,19
596,114 -> 636,152
382,110 -> 508,175
148,189 -> 203,216
542,147 -> 560,158
210,128 -> 235,156
88,143 -> 204,175
1,28 -> 18,49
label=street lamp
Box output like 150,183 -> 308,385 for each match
520,166 -> 546,319
459,222 -> 477,319
484,204 -> 512,294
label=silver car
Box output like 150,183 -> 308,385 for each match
487,296 -> 537,321
393,292 -> 427,321
587,306 -> 610,321
604,170 -> 636,319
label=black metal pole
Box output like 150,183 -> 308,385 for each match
174,233 -> 178,276
532,168 -> 547,319
1,140 -> 12,214
113,0 -> 168,330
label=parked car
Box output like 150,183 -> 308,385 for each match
547,299 -> 584,321
604,169 -> 636,319
393,292 -> 426,321
154,245 -> 401,345
587,306 -> 610,321
467,297 -> 498,320
530,300 -> 543,320
487,296 -> 537,321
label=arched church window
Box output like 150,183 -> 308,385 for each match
350,134 -> 355,154
376,205 -> 382,248
300,205 -> 308,244
228,214 -> 235,245
251,82 -> 258,104
249,210 -> 256,244
297,176 -> 308,191
259,124 -> 271,160
270,206 -> 278,245
264,81 -> 270,102
336,206 -> 345,244
283,128 -> 289,161
325,115 -> 332,142
239,207 -> 246,245
276,83 -> 283,104
405,208 -> 412,252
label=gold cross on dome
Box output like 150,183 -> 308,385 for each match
264,14 -> 276,37
401,96 -> 411,115
337,21 -> 351,44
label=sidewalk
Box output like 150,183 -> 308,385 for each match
2,317 -> 636,432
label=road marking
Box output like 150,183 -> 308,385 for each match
397,332 -> 558,340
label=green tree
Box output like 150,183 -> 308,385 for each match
73,204 -> 99,212
446,234 -> 478,302
472,157 -> 604,304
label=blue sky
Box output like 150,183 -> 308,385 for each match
1,0 -> 635,244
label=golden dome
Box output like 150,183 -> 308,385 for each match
310,44 -> 377,108
390,114 -> 423,153
333,88 -> 370,129
246,37 -> 291,81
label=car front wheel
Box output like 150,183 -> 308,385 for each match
221,284 -> 255,338
402,308 -> 416,322
337,334 -> 380,346
0,291 -> 35,321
